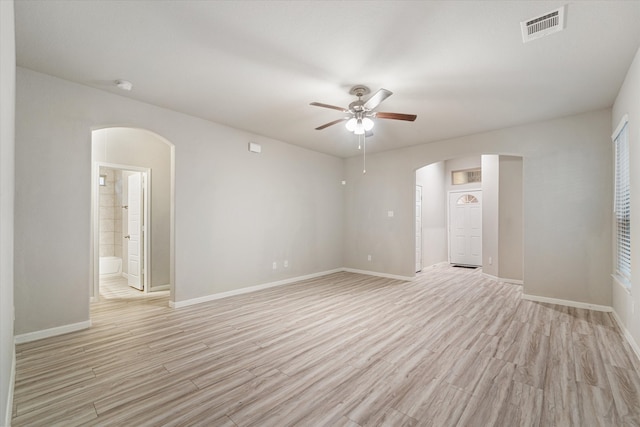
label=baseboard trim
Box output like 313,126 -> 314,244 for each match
169,269 -> 344,309
150,284 -> 170,292
342,268 -> 414,282
522,293 -> 612,312
169,268 -> 413,309
4,348 -> 15,427
14,320 -> 92,344
482,273 -> 523,285
610,310 -> 640,364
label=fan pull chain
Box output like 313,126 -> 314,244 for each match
362,133 -> 366,174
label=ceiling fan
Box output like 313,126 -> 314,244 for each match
310,85 -> 417,135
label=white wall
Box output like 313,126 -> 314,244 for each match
481,155 -> 499,277
14,68 -> 344,335
11,56 -> 628,350
612,47 -> 640,355
416,162 -> 447,268
482,154 -> 524,281
0,1 -> 15,423
344,108 -> 612,305
93,127 -> 172,290
498,155 -> 523,282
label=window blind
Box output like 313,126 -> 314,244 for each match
614,120 -> 631,282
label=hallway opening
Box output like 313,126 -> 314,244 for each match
90,127 -> 175,303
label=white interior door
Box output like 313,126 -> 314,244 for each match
127,172 -> 143,290
449,191 -> 482,266
416,185 -> 422,273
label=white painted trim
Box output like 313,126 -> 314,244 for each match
482,272 -> 523,285
612,113 -> 629,141
91,160 -> 99,301
611,310 -> 640,364
342,268 -> 414,282
482,272 -> 500,282
612,273 -> 632,296
415,184 -> 423,274
14,320 -> 92,344
4,348 -> 15,427
141,170 -> 151,294
169,269 -> 344,309
521,293 -> 612,312
169,268 -> 415,309
169,143 -> 176,307
150,284 -> 170,292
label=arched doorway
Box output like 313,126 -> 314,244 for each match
415,154 -> 523,283
90,127 -> 175,301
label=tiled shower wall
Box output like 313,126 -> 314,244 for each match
99,167 -> 123,258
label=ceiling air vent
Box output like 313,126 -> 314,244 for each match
521,6 -> 566,43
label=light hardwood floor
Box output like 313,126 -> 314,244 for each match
12,265 -> 640,426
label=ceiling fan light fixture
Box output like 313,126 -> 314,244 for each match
311,86 -> 415,173
347,117 -> 373,134
362,117 -> 374,131
345,117 -> 357,132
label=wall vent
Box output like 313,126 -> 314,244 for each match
521,6 -> 566,43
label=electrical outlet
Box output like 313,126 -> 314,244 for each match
284,260 -> 289,268
272,262 -> 277,270
367,254 -> 372,261
489,257 -> 493,265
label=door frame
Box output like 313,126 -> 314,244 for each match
415,185 -> 423,273
447,188 -> 482,266
91,162 -> 151,301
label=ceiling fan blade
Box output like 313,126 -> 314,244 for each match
310,102 -> 349,113
375,112 -> 417,121
315,118 -> 348,130
364,88 -> 393,110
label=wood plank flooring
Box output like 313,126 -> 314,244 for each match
11,265 -> 640,426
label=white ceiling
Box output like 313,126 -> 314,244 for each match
14,1 -> 640,158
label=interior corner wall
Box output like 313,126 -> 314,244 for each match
416,162 -> 447,267
0,0 -> 16,424
612,46 -> 640,353
344,108 -> 612,306
498,155 -> 523,282
14,67 -> 344,336
481,155 -> 499,277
